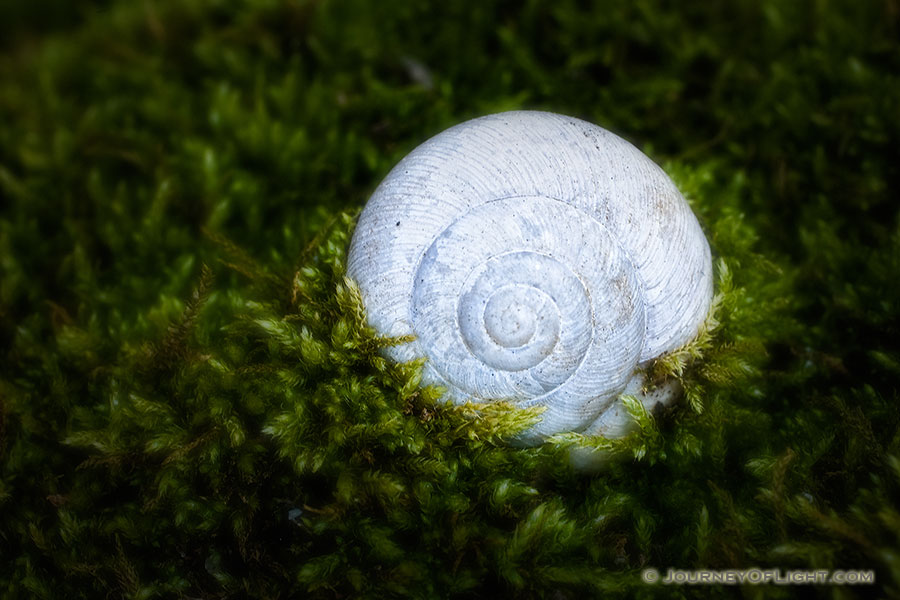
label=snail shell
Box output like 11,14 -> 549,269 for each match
348,111 -> 713,445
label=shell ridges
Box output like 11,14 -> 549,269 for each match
347,111 -> 713,444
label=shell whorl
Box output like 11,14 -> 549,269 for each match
347,111 -> 713,443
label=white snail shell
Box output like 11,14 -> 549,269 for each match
347,111 -> 713,447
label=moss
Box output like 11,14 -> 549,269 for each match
1,0 -> 899,598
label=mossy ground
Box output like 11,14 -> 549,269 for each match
1,1 -> 898,598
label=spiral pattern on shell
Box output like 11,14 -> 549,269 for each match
347,111 -> 713,444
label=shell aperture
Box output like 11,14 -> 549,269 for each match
347,111 -> 713,444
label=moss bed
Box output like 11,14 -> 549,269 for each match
1,1 -> 898,598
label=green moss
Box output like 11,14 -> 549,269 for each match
1,0 -> 899,598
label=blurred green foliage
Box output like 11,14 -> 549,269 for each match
0,0 -> 898,598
